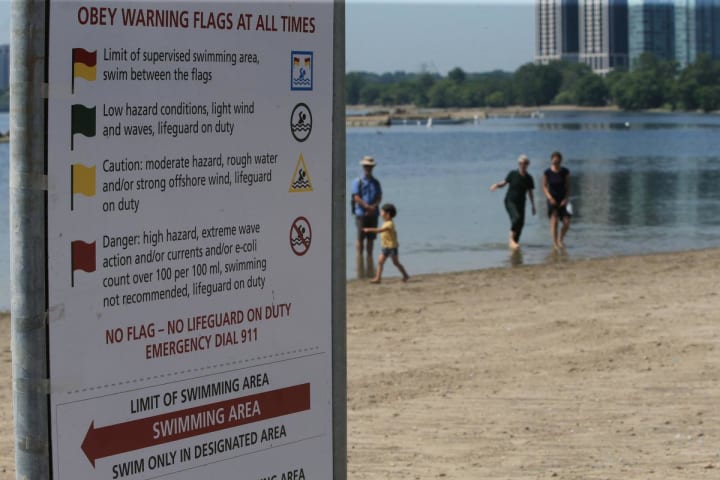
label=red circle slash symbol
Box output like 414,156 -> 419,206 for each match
290,217 -> 312,256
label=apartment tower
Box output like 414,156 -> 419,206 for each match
675,0 -> 720,68
536,0 -> 580,64
579,0 -> 629,74
628,0 -> 675,67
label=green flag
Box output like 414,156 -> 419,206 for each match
71,104 -> 96,150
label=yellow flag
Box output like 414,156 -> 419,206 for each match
72,164 -> 96,196
73,63 -> 97,82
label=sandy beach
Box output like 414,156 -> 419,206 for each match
0,249 -> 719,478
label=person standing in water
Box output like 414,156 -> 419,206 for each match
490,154 -> 536,249
351,156 -> 382,278
542,151 -> 571,249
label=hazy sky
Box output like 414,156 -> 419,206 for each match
0,1 -> 534,74
347,1 -> 534,73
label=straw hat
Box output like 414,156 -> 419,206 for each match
360,156 -> 376,167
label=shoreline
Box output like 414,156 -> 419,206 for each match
346,245 -> 720,283
1,248 -> 719,478
345,104 -> 717,127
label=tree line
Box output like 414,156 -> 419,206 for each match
346,53 -> 720,112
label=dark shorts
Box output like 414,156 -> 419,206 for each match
381,247 -> 399,257
547,201 -> 570,220
356,215 -> 378,241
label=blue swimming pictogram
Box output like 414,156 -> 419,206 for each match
291,51 -> 313,91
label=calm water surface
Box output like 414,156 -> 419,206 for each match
2,112 -> 720,307
346,111 -> 720,279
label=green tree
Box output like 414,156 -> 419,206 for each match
359,84 -> 382,105
485,91 -> 506,107
513,63 -> 562,106
697,85 -> 720,112
345,72 -> 366,105
448,67 -> 466,84
427,80 -> 463,108
575,75 -> 608,106
554,61 -> 595,104
609,53 -> 676,109
676,54 -> 720,110
611,73 -> 664,110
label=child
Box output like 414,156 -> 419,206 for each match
362,203 -> 410,284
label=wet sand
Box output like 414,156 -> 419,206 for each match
1,248 -> 719,478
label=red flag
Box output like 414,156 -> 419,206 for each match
72,48 -> 97,67
71,241 -> 96,273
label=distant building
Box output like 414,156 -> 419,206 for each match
0,45 -> 9,90
536,0 -> 720,72
579,0 -> 629,75
628,0 -> 676,67
675,0 -> 720,68
535,0 -> 580,64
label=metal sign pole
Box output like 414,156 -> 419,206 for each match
332,1 -> 347,479
10,0 -> 50,479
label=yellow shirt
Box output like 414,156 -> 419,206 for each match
380,220 -> 398,248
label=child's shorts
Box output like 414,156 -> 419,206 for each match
381,247 -> 399,257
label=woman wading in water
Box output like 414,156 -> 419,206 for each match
542,151 -> 571,249
490,154 -> 536,249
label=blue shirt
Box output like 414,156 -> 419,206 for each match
351,176 -> 382,217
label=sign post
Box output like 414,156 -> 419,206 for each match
12,1 -> 345,479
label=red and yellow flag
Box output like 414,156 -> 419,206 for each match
73,48 -> 97,82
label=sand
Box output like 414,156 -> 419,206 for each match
1,249 -> 719,479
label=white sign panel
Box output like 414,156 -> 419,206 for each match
47,1 -> 335,478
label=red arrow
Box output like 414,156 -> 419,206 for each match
81,383 -> 310,467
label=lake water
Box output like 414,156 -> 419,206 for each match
346,111 -> 720,279
2,111 -> 720,308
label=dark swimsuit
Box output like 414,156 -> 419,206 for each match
544,167 -> 570,219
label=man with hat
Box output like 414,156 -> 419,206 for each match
351,156 -> 382,279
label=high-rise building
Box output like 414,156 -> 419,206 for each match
675,0 -> 720,68
628,0 -> 676,67
535,0 -> 580,64
579,0 -> 629,74
0,45 -> 9,90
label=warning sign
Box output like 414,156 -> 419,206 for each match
45,1 -> 336,478
290,217 -> 312,256
289,154 -> 314,193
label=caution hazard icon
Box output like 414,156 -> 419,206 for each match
289,154 -> 314,193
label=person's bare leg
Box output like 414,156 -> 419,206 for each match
391,255 -> 410,282
559,216 -> 570,248
550,213 -> 560,249
370,254 -> 386,283
509,231 -> 519,250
